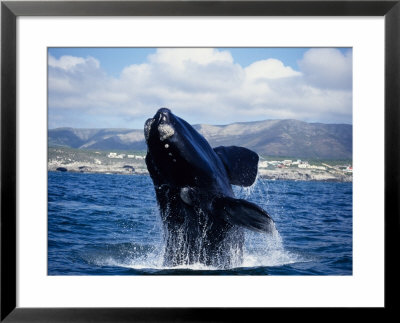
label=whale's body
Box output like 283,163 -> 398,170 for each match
145,108 -> 274,268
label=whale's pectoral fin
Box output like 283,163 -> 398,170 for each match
214,196 -> 275,233
213,146 -> 259,187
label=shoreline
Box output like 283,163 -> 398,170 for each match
48,147 -> 352,183
257,168 -> 352,182
48,164 -> 352,183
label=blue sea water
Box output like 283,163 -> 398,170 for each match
48,172 -> 352,275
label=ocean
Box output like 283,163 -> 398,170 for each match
48,171 -> 352,275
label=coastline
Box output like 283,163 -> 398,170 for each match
48,161 -> 352,183
48,147 -> 352,182
257,168 -> 352,182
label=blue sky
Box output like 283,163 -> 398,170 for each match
48,47 -> 352,129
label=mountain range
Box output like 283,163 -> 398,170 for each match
48,119 -> 352,160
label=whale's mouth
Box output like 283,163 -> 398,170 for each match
144,118 -> 154,142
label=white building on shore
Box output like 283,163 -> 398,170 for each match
107,152 -> 125,159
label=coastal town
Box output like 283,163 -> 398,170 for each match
48,147 -> 352,182
256,158 -> 352,182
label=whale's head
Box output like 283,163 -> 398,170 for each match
144,108 -> 227,188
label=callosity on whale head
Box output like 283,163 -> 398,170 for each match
144,108 -> 275,268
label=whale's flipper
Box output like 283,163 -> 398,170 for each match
213,146 -> 259,187
213,196 -> 275,233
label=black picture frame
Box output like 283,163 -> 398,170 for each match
1,0 -> 399,321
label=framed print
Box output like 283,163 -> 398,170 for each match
1,0 -> 399,321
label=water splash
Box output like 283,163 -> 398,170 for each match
85,233 -> 302,272
84,225 -> 303,272
242,227 -> 301,268
233,172 -> 263,199
84,177 -> 303,272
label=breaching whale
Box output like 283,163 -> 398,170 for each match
145,108 -> 275,268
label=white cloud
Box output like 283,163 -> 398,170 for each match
298,48 -> 352,90
48,48 -> 352,128
245,59 -> 301,80
148,48 -> 234,68
48,55 -> 100,71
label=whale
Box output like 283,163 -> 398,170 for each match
144,108 -> 275,268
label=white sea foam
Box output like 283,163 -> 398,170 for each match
242,228 -> 302,268
88,226 -> 304,271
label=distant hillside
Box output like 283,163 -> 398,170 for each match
48,119 -> 352,160
48,128 -> 147,151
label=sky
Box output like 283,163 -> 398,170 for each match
48,47 -> 352,129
